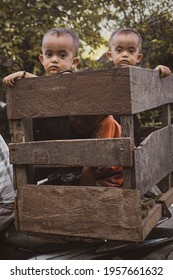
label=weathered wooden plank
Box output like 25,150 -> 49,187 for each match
161,104 -> 171,127
9,138 -> 132,167
13,165 -> 27,186
17,185 -> 142,241
6,68 -> 131,119
10,120 -> 24,143
120,115 -> 135,189
158,104 -> 172,191
9,120 -> 28,190
6,67 -> 173,120
130,67 -> 173,114
134,126 -> 173,196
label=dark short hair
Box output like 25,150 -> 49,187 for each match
109,28 -> 142,51
42,28 -> 80,56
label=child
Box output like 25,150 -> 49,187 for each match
3,28 -> 80,85
106,28 -> 171,76
106,28 -> 171,146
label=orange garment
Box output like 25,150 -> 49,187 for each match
92,115 -> 124,187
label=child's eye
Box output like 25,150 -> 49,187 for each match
59,52 -> 67,58
45,51 -> 52,57
116,48 -> 122,53
129,48 -> 135,53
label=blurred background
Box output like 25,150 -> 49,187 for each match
0,0 -> 173,142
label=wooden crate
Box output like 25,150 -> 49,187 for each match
6,67 -> 173,242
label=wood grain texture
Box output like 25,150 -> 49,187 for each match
9,138 -> 132,167
6,67 -> 173,120
120,115 -> 135,188
161,104 -> 172,190
134,126 -> 173,196
17,184 -> 142,241
6,68 -> 131,119
130,67 -> 173,114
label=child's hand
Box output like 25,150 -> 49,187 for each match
154,65 -> 171,78
3,71 -> 24,86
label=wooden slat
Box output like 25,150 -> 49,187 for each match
6,68 -> 131,119
9,138 -> 132,167
6,67 -> 173,120
10,120 -> 24,143
9,120 -> 28,190
134,126 -> 173,196
17,185 -> 142,241
158,104 -> 172,191
130,67 -> 173,113
120,115 -> 135,189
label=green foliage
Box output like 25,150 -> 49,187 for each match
138,109 -> 162,126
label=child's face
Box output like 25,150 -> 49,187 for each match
106,32 -> 143,67
39,33 -> 80,75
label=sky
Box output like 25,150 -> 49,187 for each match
82,25 -> 111,60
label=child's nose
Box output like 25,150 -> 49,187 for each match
122,51 -> 128,57
51,55 -> 59,63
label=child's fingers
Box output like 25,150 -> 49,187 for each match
3,76 -> 15,86
9,80 -> 15,86
155,65 -> 171,78
2,77 -> 7,84
161,67 -> 171,76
